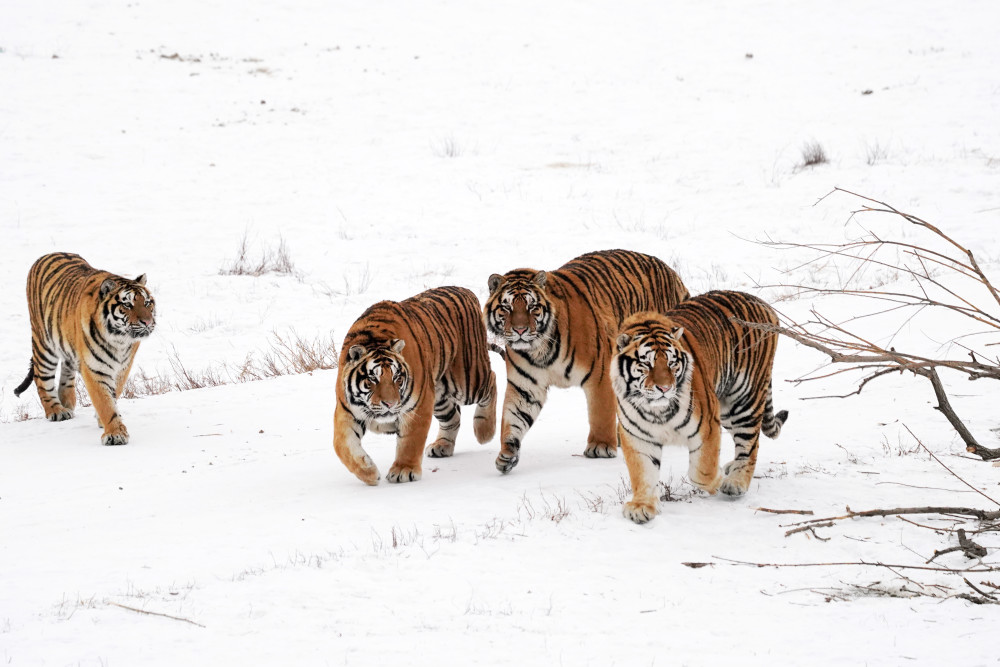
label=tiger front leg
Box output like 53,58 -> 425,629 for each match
115,342 -> 140,399
333,407 -> 380,485
583,376 -> 617,458
389,403 -> 434,483
619,424 -> 662,524
496,376 -> 548,474
80,365 -> 128,446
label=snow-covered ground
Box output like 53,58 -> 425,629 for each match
2,1 -> 999,665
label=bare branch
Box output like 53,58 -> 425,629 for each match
902,424 -> 999,507
784,506 -> 1000,527
108,601 -> 206,628
760,189 -> 1000,460
754,507 -> 814,516
711,556 -> 999,574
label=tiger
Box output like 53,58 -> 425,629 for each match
13,252 -> 156,446
333,285 -> 498,485
611,290 -> 789,524
484,249 -> 690,474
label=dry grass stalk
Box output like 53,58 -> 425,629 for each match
219,232 -> 299,278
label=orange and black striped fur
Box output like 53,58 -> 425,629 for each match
484,249 -> 689,474
333,285 -> 498,485
611,291 -> 788,524
13,252 -> 156,446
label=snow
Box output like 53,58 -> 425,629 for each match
2,0 -> 999,665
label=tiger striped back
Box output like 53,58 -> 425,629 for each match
484,249 -> 689,474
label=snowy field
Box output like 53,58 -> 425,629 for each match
2,1 -> 999,665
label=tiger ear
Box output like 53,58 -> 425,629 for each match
390,338 -> 405,353
670,326 -> 685,339
616,333 -> 632,352
488,273 -> 504,294
348,345 -> 367,362
135,274 -> 147,286
532,271 -> 547,288
99,278 -> 117,298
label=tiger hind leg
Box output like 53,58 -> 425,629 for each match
686,419 -> 723,495
57,360 -> 78,414
761,383 -> 789,439
31,345 -> 74,421
426,394 -> 461,458
719,415 -> 762,497
582,377 -> 617,458
471,370 -> 497,444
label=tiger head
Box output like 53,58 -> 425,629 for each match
612,315 -> 689,410
485,270 -> 554,353
100,275 -> 156,340
342,339 -> 412,425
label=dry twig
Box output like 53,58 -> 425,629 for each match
712,556 -> 999,574
927,529 -> 989,564
754,507 -> 814,516
903,424 -> 1000,507
107,601 -> 206,628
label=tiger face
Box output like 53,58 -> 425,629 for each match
344,339 -> 412,425
613,323 -> 689,410
485,271 -> 553,352
101,275 -> 156,340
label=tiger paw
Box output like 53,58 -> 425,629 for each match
584,442 -> 617,459
347,453 -> 381,485
425,439 -> 455,458
495,451 -> 519,474
719,475 -> 750,497
48,407 -> 75,422
690,469 -> 723,495
623,500 -> 659,524
101,424 -> 130,446
386,464 -> 422,483
719,461 -> 751,496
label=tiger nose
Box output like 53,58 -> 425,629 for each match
655,385 -> 670,393
512,326 -> 528,335
381,399 -> 397,409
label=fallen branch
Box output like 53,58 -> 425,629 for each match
966,443 -> 1000,462
107,601 -> 206,628
712,556 -> 999,574
785,521 -> 834,537
784,506 -> 1000,527
955,593 -> 1000,604
896,515 -> 963,533
962,577 -> 996,600
754,507 -> 814,516
910,369 -> 992,461
927,530 -> 989,564
752,189 -> 1000,458
903,424 -> 1000,507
